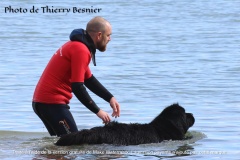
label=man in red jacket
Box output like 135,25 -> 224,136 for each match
32,16 -> 120,136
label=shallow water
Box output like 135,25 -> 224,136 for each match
1,130 -> 207,160
0,0 -> 240,159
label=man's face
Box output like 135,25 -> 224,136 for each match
96,24 -> 112,52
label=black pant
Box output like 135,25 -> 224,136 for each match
32,102 -> 78,136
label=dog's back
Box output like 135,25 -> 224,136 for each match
56,122 -> 159,145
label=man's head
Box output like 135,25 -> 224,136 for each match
86,16 -> 112,52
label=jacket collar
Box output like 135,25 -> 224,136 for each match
69,29 -> 97,66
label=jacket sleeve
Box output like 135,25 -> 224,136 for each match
71,82 -> 100,114
84,75 -> 113,102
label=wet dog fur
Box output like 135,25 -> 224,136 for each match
56,103 -> 195,146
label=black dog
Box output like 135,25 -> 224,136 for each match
56,103 -> 195,146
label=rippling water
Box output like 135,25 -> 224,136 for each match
0,0 -> 240,159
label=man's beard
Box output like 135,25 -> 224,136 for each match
97,40 -> 107,52
98,45 -> 106,52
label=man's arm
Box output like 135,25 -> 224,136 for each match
71,82 -> 100,114
71,82 -> 112,123
84,75 -> 113,102
84,75 -> 120,117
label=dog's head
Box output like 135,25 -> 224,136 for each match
150,103 -> 195,138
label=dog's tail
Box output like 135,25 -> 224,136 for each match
55,130 -> 90,146
55,132 -> 78,146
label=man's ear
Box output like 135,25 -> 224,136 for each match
97,32 -> 102,40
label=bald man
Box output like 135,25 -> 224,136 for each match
32,16 -> 120,136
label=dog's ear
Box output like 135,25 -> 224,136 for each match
150,104 -> 185,126
159,103 -> 185,119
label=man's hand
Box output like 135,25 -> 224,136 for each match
96,109 -> 111,124
96,97 -> 120,124
110,97 -> 120,118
